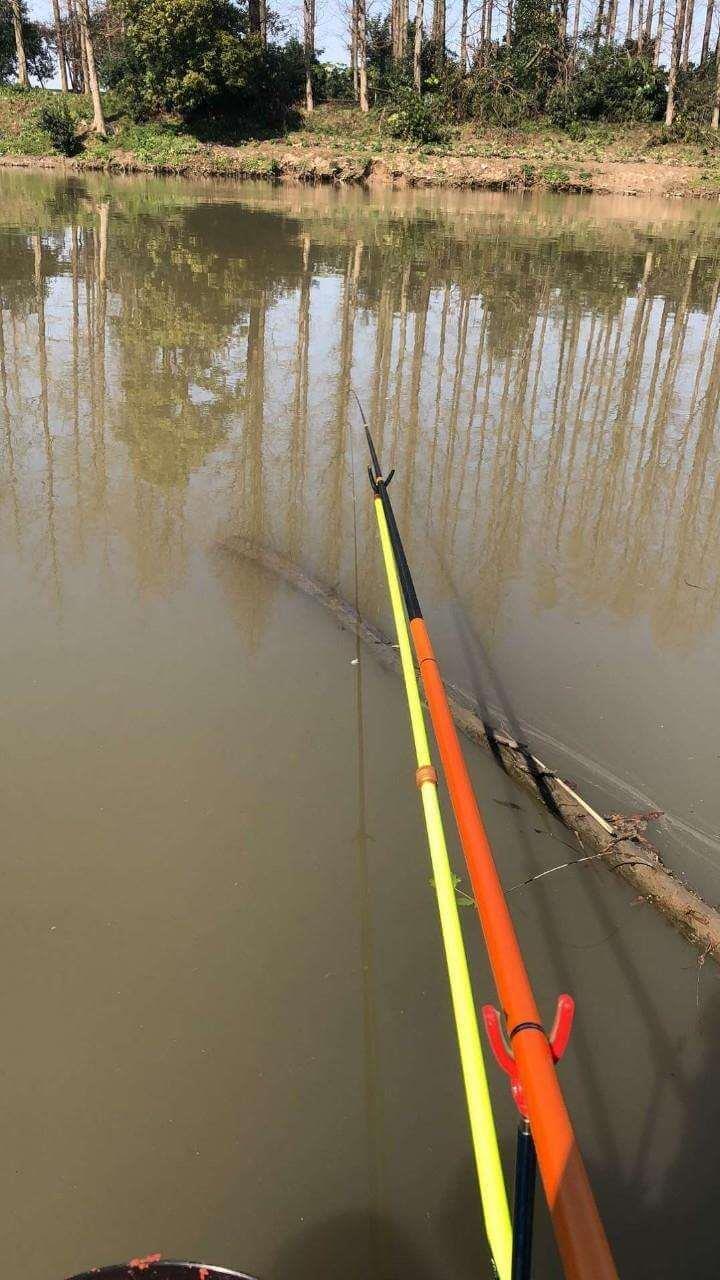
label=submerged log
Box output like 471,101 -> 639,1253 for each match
222,535 -> 720,966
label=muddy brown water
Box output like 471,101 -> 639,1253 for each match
1,170 -> 719,1279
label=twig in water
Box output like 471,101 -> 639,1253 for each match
508,852 -> 605,893
510,848 -> 659,894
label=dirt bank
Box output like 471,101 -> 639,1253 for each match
2,142 -> 718,198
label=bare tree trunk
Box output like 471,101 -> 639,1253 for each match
66,0 -> 83,89
303,0 -> 315,111
351,0 -> 358,99
51,0 -> 69,91
682,0 -> 695,65
413,0 -> 424,86
400,0 -> 408,59
393,0 -> 408,61
432,0 -> 445,66
249,0 -> 260,35
80,12 -> 90,93
507,0 -> 514,40
713,38 -> 720,122
357,0 -> 369,111
572,0 -> 581,49
626,0 -> 636,42
484,0 -> 493,51
594,0 -> 606,47
460,0 -> 469,67
10,0 -> 29,88
259,0 -> 267,44
606,0 -> 619,40
393,0 -> 401,59
78,0 -> 106,133
653,0 -> 665,59
701,0 -> 714,57
666,0 -> 688,122
638,0 -> 648,48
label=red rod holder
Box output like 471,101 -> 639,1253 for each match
482,996 -> 575,1120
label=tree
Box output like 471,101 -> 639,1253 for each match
350,0 -> 357,97
666,0 -> 688,121
681,0 -> 694,66
639,0 -> 649,51
608,0 -> 619,38
0,1 -> 53,83
51,0 -> 69,90
77,0 -> 105,131
356,0 -> 368,109
10,0 -> 29,86
64,0 -> 85,89
653,0 -> 665,62
106,0 -> 302,119
594,0 -> 606,47
700,0 -> 714,59
248,0 -> 266,44
431,0 -> 444,67
391,0 -> 407,61
509,0 -> 562,108
713,42 -> 720,122
413,0 -> 423,86
460,0 -> 468,67
303,0 -> 314,108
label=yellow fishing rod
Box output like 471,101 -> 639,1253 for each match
373,496 -> 512,1280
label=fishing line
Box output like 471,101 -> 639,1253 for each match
347,404 -> 386,1276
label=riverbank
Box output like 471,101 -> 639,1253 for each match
3,90 -> 720,197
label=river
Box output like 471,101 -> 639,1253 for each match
0,169 -> 718,1278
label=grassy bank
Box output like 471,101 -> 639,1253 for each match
3,86 -> 720,197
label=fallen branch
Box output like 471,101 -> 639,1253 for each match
221,536 -> 720,966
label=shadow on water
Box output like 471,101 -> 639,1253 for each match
272,1210 -> 439,1280
609,988 -> 720,1279
413,535 -> 720,1274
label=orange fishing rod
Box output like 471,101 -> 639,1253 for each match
362,422 -> 618,1280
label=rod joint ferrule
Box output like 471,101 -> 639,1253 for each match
415,765 -> 438,788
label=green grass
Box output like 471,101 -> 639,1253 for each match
0,86 -> 94,156
109,122 -> 201,164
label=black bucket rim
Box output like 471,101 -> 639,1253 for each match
65,1261 -> 259,1280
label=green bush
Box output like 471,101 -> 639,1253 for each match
468,68 -> 536,126
314,63 -> 354,103
651,117 -> 720,146
113,121 -> 200,163
35,100 -> 80,155
675,59 -> 718,123
546,83 -> 580,128
570,46 -> 666,122
104,0 -> 303,122
386,87 -> 446,143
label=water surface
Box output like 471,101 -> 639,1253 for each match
1,171 -> 719,1279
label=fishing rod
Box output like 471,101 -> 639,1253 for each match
361,414 -> 618,1280
372,492 -> 512,1280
